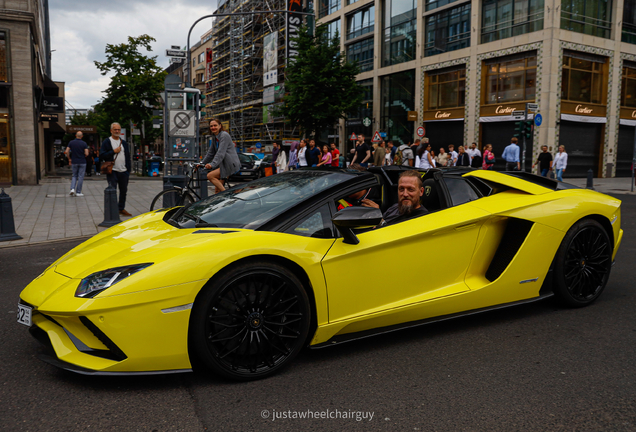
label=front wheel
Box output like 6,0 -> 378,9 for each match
149,188 -> 194,211
189,261 -> 311,381
553,219 -> 612,307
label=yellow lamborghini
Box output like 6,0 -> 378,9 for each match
17,166 -> 623,380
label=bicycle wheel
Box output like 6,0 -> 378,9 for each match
150,188 -> 195,211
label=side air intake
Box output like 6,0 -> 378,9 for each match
485,218 -> 534,282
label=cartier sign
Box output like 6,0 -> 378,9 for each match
495,106 -> 516,114
423,107 -> 464,121
562,102 -> 606,117
480,103 -> 527,117
575,104 -> 593,114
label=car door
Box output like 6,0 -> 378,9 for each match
321,203 -> 491,324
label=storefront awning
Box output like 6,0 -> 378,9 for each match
46,122 -> 67,134
560,114 -> 606,123
619,118 -> 636,126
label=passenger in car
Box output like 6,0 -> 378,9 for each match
362,170 -> 428,226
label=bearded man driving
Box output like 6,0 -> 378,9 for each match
362,170 -> 429,226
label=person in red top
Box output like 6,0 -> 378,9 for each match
330,143 -> 340,167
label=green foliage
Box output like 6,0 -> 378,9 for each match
94,35 -> 166,147
276,25 -> 363,139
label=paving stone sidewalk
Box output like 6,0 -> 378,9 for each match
0,174 -> 634,248
0,176 -> 166,248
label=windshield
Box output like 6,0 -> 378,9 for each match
174,170 -> 352,229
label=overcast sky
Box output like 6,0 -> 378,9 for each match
50,0 -> 218,109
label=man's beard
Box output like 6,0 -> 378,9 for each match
398,198 -> 417,215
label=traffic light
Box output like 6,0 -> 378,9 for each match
525,120 -> 533,139
200,93 -> 206,109
514,120 -> 525,138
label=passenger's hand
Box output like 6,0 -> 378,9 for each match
361,199 -> 379,209
205,163 -> 212,169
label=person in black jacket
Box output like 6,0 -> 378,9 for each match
99,122 -> 133,216
456,146 -> 471,167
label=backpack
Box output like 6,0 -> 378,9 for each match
394,147 -> 404,166
471,155 -> 482,168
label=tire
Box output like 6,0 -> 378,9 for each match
149,189 -> 194,211
553,219 -> 612,307
189,261 -> 311,381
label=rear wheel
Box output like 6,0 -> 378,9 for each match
149,189 -> 194,211
190,261 -> 311,381
553,219 -> 612,307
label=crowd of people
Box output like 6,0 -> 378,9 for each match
266,133 -> 568,180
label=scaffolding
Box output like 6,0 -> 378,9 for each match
206,0 -> 298,150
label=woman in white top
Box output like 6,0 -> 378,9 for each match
417,143 -> 434,169
297,139 -> 308,167
553,145 -> 568,181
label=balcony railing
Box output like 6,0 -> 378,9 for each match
622,22 -> 636,45
481,10 -> 544,43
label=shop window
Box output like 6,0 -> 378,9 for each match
319,0 -> 341,18
484,53 -> 537,104
481,0 -> 544,43
621,65 -> 636,108
383,0 -> 417,66
346,79 -> 373,145
561,52 -> 605,104
623,2 -> 636,44
561,0 -> 612,39
426,0 -> 461,12
426,67 -> 466,109
425,4 -> 471,57
347,37 -> 374,72
0,32 -> 11,184
347,5 -> 374,40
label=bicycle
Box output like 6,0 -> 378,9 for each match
149,163 -> 235,211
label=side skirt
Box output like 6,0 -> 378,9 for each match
310,293 -> 554,349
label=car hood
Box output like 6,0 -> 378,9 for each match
51,211 -> 250,281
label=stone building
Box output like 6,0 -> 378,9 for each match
320,0 -> 636,178
0,0 -> 61,185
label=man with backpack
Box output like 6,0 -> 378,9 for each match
395,141 -> 414,166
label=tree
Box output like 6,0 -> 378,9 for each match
95,35 -> 166,171
277,25 -> 363,139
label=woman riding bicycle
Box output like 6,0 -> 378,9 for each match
201,118 -> 241,194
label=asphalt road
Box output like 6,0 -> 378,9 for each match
1,195 -> 635,431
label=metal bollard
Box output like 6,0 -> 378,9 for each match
198,169 -> 208,200
586,169 -> 595,190
0,189 -> 23,241
163,178 -> 175,208
99,184 -> 121,227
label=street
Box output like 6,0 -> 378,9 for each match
1,194 -> 635,431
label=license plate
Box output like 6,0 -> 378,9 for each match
17,304 -> 32,327
240,172 -> 251,176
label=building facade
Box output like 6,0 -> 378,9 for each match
0,0 -> 61,185
319,0 -> 636,178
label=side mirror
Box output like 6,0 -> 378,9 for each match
332,207 -> 383,245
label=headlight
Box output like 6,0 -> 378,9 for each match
75,263 -> 153,298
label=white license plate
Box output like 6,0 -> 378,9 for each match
240,172 -> 251,176
17,304 -> 32,327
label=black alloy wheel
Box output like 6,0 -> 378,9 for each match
553,219 -> 612,307
190,261 -> 311,380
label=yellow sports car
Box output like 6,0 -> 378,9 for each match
17,167 -> 623,380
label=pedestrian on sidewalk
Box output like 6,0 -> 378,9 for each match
65,131 -> 88,197
100,122 -> 132,216
502,137 -> 521,171
85,147 -> 94,177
